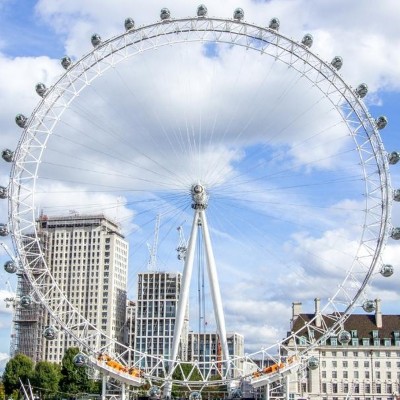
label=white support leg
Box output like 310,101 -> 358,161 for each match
265,383 -> 270,400
121,382 -> 126,400
199,210 -> 230,373
101,375 -> 107,400
164,209 -> 200,398
286,374 -> 290,400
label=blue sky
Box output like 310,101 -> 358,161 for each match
1,0 -> 400,363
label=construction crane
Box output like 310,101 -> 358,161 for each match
147,214 -> 160,271
176,225 -> 187,261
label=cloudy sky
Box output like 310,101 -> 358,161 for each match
1,0 -> 400,361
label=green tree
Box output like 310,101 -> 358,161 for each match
59,347 -> 98,399
2,354 -> 34,396
172,363 -> 203,398
31,361 -> 61,399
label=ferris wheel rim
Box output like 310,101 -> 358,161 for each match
7,13 -> 392,387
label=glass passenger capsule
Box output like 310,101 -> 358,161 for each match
391,227 -> 400,240
331,56 -> 343,70
301,34 -> 313,48
91,34 -> 102,47
61,56 -> 72,70
73,353 -> 88,366
380,264 -> 394,277
160,8 -> 171,20
362,300 -> 376,313
15,114 -> 27,128
189,392 -> 202,400
355,83 -> 368,98
393,189 -> 400,202
0,223 -> 9,236
338,330 -> 351,344
35,83 -> 47,97
233,8 -> 244,20
307,356 -> 319,370
388,151 -> 400,165
376,116 -> 388,130
2,149 -> 13,163
4,260 -> 17,274
43,326 -> 57,340
197,4 -> 208,17
148,386 -> 161,399
269,18 -> 280,30
20,295 -> 32,309
124,18 -> 135,31
0,186 -> 7,199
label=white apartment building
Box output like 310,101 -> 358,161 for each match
36,214 -> 128,363
187,331 -> 245,377
134,271 -> 188,369
287,299 -> 400,400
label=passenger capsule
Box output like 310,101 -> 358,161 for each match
0,223 -> 9,236
189,392 -> 202,400
388,151 -> 400,165
307,356 -> 319,370
20,295 -> 32,309
233,8 -> 244,21
73,353 -> 87,366
331,56 -> 343,70
362,300 -> 375,313
197,4 -> 208,17
4,260 -> 17,274
0,186 -> 7,199
376,116 -> 388,130
124,18 -> 135,31
35,83 -> 47,97
2,149 -> 13,163
355,83 -> 368,98
15,114 -> 27,128
91,34 -> 102,47
393,189 -> 400,201
390,227 -> 400,240
61,56 -> 72,70
338,330 -> 351,345
43,326 -> 57,340
160,8 -> 171,20
301,34 -> 313,48
230,389 -> 243,399
380,264 -> 394,277
148,386 -> 161,399
269,18 -> 280,30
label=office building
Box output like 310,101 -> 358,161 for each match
287,299 -> 400,400
13,214 -> 128,363
134,271 -> 188,368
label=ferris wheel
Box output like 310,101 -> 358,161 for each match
1,4 -> 399,396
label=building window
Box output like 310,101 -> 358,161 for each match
363,338 -> 370,346
322,371 -> 326,378
343,371 -> 348,379
332,371 -> 337,379
332,384 -> 338,393
352,338 -> 359,346
354,384 -> 360,394
332,361 -> 337,368
322,383 -> 327,393
375,361 -> 380,368
364,361 -> 370,368
351,330 -> 358,337
376,384 -> 382,394
365,371 -> 370,379
353,360 -> 359,368
372,330 -> 379,338
343,361 -> 348,367
331,337 -> 338,346
384,339 -> 391,346
354,371 -> 359,379
376,371 -> 381,379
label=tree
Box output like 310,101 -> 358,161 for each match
2,354 -> 34,396
31,361 -> 61,399
59,347 -> 99,399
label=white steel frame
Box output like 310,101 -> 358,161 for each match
7,13 -> 392,391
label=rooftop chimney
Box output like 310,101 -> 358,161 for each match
291,302 -> 302,329
314,297 -> 322,328
375,298 -> 382,328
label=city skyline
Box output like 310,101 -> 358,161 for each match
1,0 -> 400,365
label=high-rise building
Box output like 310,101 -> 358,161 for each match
134,271 -> 188,369
187,332 -> 245,377
287,299 -> 400,400
13,214 -> 128,363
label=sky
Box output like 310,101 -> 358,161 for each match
1,0 -> 400,364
